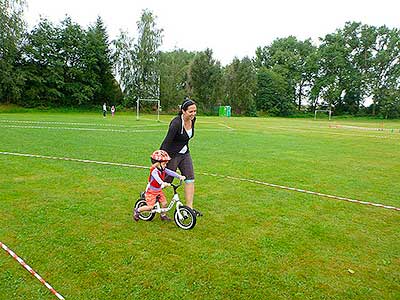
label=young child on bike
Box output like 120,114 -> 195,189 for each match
134,150 -> 185,221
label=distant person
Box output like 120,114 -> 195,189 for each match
102,103 -> 107,118
160,98 -> 202,216
111,105 -> 115,117
134,150 -> 185,222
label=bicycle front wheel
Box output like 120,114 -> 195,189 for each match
174,205 -> 196,230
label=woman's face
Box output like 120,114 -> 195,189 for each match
182,104 -> 197,120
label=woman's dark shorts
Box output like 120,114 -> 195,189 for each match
165,152 -> 194,183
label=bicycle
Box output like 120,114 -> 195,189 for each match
133,180 -> 197,230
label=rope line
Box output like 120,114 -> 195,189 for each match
1,151 -> 399,212
0,242 -> 65,300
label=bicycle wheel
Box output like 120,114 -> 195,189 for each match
174,205 -> 196,230
134,198 -> 155,221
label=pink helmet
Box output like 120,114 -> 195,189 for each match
151,150 -> 171,162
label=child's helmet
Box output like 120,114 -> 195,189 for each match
151,150 -> 171,163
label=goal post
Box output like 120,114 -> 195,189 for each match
136,98 -> 160,122
314,109 -> 332,120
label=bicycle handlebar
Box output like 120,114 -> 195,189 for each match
170,179 -> 183,192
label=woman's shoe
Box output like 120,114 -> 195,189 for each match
192,208 -> 203,217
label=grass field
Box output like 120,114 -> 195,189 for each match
0,111 -> 399,300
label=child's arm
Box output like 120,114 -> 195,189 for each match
151,168 -> 172,188
165,168 -> 186,180
151,168 -> 165,185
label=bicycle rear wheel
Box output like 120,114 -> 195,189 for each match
134,198 -> 155,221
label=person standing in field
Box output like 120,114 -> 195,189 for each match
102,103 -> 107,118
111,105 -> 115,117
160,98 -> 202,216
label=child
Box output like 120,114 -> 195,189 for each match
134,150 -> 185,221
111,105 -> 115,117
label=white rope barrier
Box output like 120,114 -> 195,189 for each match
1,151 -> 399,212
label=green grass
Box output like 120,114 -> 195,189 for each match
0,112 -> 399,299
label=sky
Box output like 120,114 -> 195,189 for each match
24,0 -> 400,66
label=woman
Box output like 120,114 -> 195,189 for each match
160,98 -> 202,216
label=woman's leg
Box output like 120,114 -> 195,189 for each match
184,182 -> 194,208
179,154 -> 195,208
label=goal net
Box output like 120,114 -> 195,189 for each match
314,109 -> 332,120
136,98 -> 160,121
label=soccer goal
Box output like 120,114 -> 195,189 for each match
136,98 -> 160,121
314,109 -> 332,120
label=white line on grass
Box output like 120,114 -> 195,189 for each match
0,124 -> 232,133
199,121 -> 234,130
138,118 -> 167,123
217,123 -> 233,129
332,124 -> 400,132
0,151 -> 148,169
1,151 -> 398,212
272,126 -> 394,138
0,124 -> 163,133
250,125 -> 400,140
0,119 -> 165,128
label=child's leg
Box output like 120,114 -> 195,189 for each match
160,201 -> 168,216
134,202 -> 152,222
159,193 -> 171,221
138,205 -> 152,213
158,192 -> 168,215
138,191 -> 157,213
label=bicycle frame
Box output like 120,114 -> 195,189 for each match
148,181 -> 186,220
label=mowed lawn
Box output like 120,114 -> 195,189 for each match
0,111 -> 399,300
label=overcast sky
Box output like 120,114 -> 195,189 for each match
24,0 -> 400,66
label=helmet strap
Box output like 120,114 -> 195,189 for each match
156,161 -> 166,171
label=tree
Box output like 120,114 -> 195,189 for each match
369,26 -> 400,117
0,0 -> 26,103
188,48 -> 223,113
255,36 -> 317,111
22,15 -> 120,108
313,30 -> 351,113
223,57 -> 257,115
112,9 -> 163,107
339,22 -> 377,114
255,67 -> 293,116
22,18 -> 64,107
134,9 -> 163,100
313,22 -> 400,116
86,16 -> 119,106
112,30 -> 136,106
159,49 -> 195,110
58,16 -> 90,106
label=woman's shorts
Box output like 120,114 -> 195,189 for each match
165,152 -> 194,183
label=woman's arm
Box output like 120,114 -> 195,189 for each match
160,118 -> 179,150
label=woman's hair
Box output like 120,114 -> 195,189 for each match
178,98 -> 196,115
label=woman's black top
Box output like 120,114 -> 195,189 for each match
160,115 -> 196,157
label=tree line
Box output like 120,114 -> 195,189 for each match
1,1 -> 399,117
